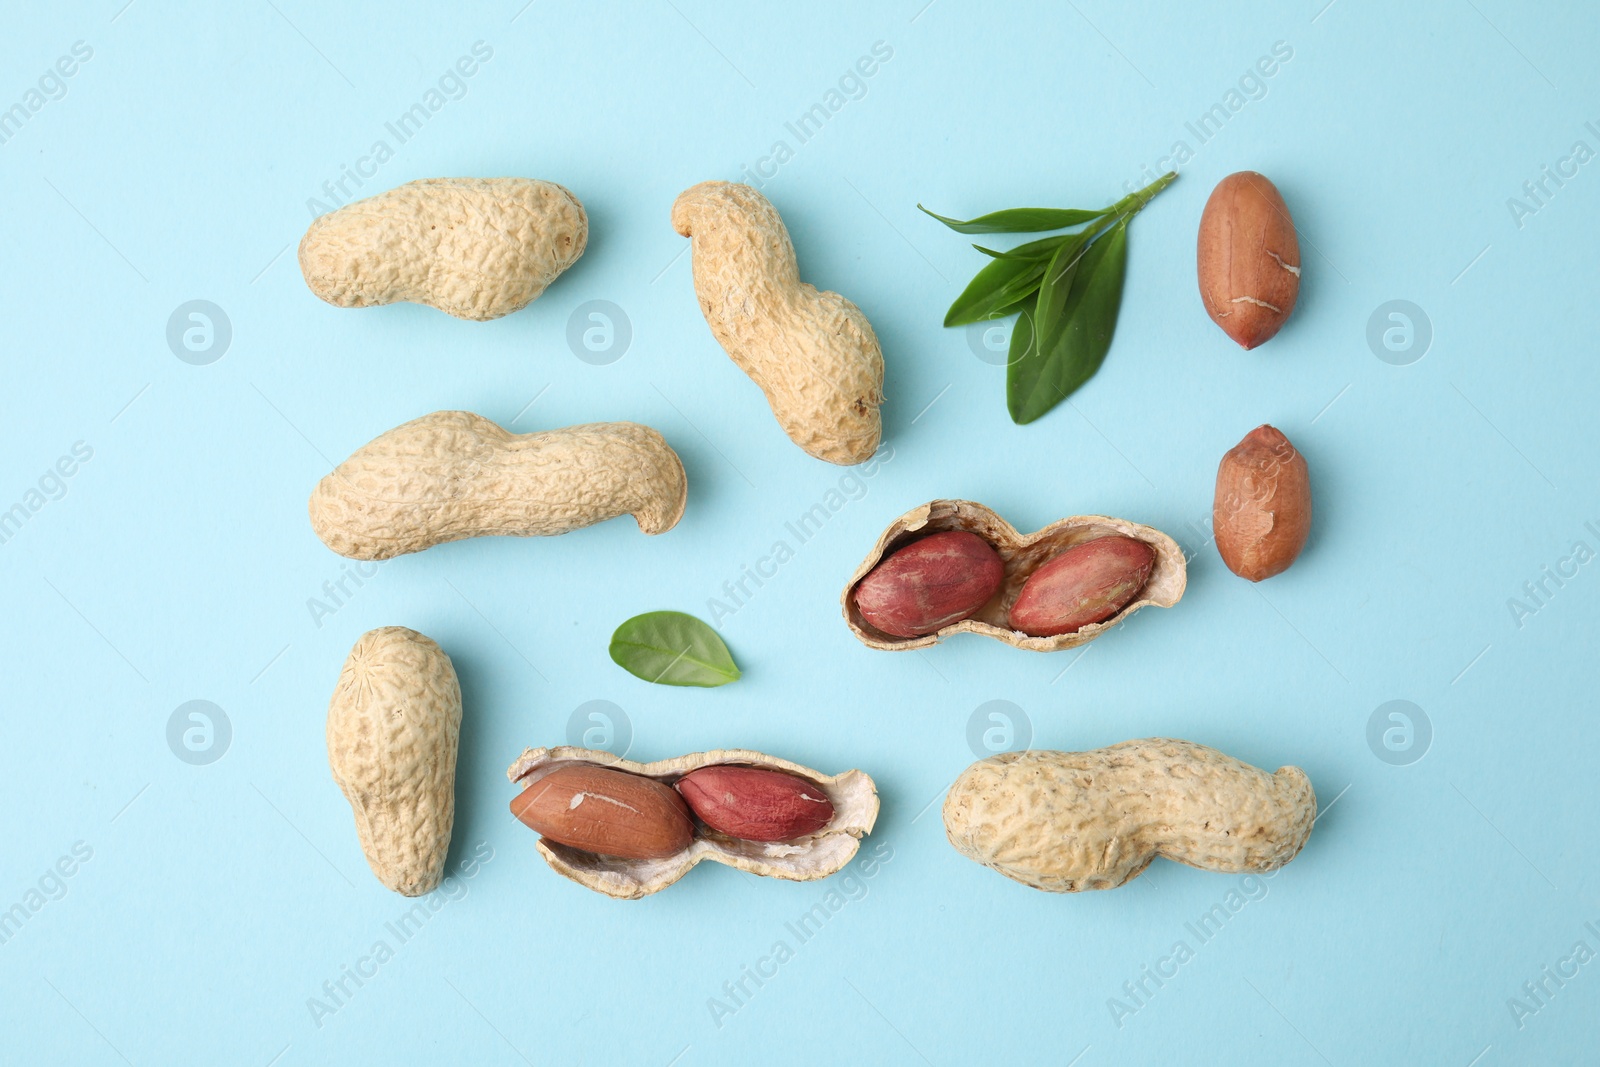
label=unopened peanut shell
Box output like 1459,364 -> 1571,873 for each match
327,627 -> 461,896
309,411 -> 687,561
944,739 -> 1316,892
299,177 -> 587,321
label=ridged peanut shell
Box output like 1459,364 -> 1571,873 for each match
309,410 -> 687,560
327,627 -> 461,896
673,181 -> 884,465
506,747 -> 879,900
943,739 -> 1316,892
299,177 -> 587,320
842,500 -> 1185,652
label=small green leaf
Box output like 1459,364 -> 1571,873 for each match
1032,231 -> 1092,343
1007,221 -> 1129,424
609,611 -> 740,687
943,254 -> 1048,327
1006,295 -> 1038,369
971,233 -> 1075,261
918,204 -> 1110,234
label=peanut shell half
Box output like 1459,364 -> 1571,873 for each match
506,747 -> 878,900
842,500 -> 1186,652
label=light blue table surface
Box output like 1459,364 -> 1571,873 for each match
3,2 -> 1597,1063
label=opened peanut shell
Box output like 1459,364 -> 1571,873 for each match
506,746 -> 878,900
842,499 -> 1185,652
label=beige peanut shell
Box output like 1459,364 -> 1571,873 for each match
309,410 -> 687,561
842,499 -> 1185,652
506,746 -> 879,900
328,627 -> 461,896
673,181 -> 885,466
943,739 -> 1316,893
299,177 -> 587,321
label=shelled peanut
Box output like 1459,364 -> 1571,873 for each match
1008,535 -> 1156,637
511,763 -> 833,855
676,765 -> 836,842
1197,171 -> 1300,349
1213,424 -> 1312,581
506,747 -> 878,899
850,531 -> 1004,638
511,764 -> 695,860
842,500 -> 1185,652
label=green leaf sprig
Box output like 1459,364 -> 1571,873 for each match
609,611 -> 741,687
919,171 -> 1175,424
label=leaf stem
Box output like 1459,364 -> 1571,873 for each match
1105,171 -> 1177,222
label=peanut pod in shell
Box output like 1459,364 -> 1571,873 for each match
327,627 -> 461,896
943,738 -> 1316,893
506,746 -> 878,900
309,410 -> 687,561
299,177 -> 587,321
673,181 -> 885,466
842,499 -> 1185,652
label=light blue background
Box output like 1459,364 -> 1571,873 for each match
2,1 -> 1596,1063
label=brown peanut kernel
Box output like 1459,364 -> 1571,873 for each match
1197,171 -> 1300,349
510,763 -> 692,860
1213,424 -> 1311,581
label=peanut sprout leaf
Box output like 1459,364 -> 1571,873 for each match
971,233 -> 1077,261
943,254 -> 1048,327
609,611 -> 741,687
1007,296 -> 1038,370
1032,227 -> 1099,342
926,172 -> 1173,422
918,204 -> 1110,234
1007,220 -> 1129,424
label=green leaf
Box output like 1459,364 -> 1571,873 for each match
943,254 -> 1048,327
918,204 -> 1109,234
1032,230 -> 1094,343
609,611 -> 741,687
1006,295 -> 1038,370
1007,221 -> 1129,424
971,233 -> 1075,261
